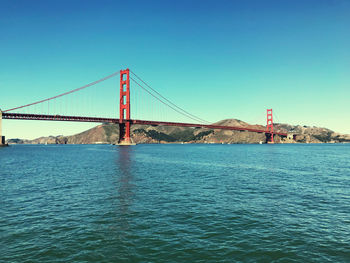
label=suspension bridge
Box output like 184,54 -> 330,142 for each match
0,68 -> 291,146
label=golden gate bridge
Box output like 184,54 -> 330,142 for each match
0,68 -> 290,145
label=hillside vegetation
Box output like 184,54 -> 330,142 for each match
6,119 -> 350,144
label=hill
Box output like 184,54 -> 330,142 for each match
6,119 -> 350,144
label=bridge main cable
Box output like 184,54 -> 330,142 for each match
3,70 -> 120,113
130,70 -> 211,124
130,76 -> 211,124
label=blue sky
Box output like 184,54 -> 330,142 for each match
1,0 -> 349,139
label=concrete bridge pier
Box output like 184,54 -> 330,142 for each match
118,122 -> 135,145
265,132 -> 274,144
0,110 -> 7,146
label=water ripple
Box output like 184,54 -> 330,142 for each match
1,144 -> 350,262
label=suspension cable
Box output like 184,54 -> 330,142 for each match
4,70 -> 120,112
130,77 -> 210,124
130,70 -> 210,124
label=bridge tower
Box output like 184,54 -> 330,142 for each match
118,69 -> 133,145
266,109 -> 274,143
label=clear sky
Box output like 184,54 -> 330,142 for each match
1,0 -> 349,139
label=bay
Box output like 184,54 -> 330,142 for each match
1,144 -> 349,262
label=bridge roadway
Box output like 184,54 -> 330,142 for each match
2,112 -> 288,137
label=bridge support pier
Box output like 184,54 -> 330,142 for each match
266,133 -> 274,144
118,122 -> 134,145
0,110 -> 8,147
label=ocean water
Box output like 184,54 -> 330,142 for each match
0,144 -> 349,262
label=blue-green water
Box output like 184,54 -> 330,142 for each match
1,144 -> 349,262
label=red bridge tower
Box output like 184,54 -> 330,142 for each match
267,109 -> 274,143
118,69 -> 132,145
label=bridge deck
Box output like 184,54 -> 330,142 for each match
2,113 -> 288,136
